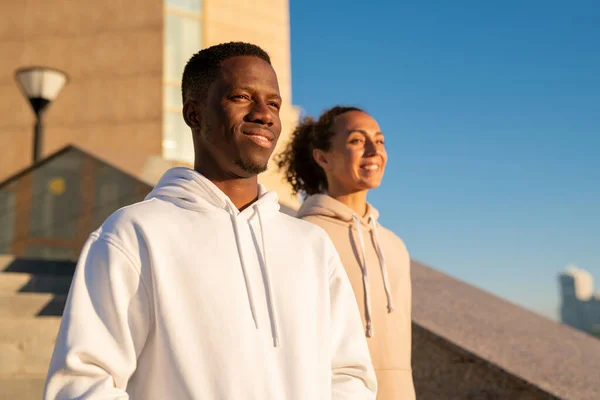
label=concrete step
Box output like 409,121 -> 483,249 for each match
0,272 -> 72,295
0,317 -> 61,376
0,293 -> 67,317
0,375 -> 46,400
0,254 -> 75,276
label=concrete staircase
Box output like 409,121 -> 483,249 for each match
0,256 -> 73,400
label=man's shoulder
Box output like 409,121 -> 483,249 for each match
93,198 -> 181,250
101,198 -> 166,231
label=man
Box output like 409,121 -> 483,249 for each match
44,42 -> 376,399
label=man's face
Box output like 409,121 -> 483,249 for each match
196,56 -> 282,178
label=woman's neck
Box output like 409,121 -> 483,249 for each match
329,190 -> 369,217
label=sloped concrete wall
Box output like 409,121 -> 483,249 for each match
412,323 -> 557,400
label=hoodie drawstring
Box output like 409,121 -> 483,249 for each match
228,204 -> 259,330
256,206 -> 280,348
353,214 -> 396,338
369,216 -> 395,313
228,203 -> 280,347
353,215 -> 373,338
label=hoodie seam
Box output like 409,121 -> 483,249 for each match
302,215 -> 354,229
327,256 -> 340,284
303,214 -> 373,231
90,232 -> 155,329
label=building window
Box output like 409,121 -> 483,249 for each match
164,84 -> 182,109
165,0 -> 202,13
163,0 -> 203,164
163,111 -> 195,162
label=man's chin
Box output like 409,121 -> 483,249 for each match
235,159 -> 268,176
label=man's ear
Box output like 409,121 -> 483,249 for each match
183,99 -> 202,129
313,148 -> 329,170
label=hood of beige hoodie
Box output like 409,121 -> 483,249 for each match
297,194 -> 394,338
296,193 -> 379,226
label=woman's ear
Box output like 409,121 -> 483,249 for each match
313,148 -> 329,170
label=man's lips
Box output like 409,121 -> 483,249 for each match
243,128 -> 275,149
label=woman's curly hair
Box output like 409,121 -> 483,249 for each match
276,106 -> 364,196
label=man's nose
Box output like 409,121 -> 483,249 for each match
247,101 -> 274,126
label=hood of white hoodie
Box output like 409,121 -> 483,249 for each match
145,167 -> 280,218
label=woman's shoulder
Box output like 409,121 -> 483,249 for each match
299,214 -> 349,229
376,221 -> 409,254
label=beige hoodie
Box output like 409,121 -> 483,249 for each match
297,194 -> 415,400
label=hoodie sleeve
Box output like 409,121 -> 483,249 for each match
44,233 -> 152,399
328,254 -> 378,399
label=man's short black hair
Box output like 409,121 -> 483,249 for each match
181,42 -> 271,103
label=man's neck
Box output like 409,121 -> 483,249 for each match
329,189 -> 369,217
211,178 -> 259,211
194,159 -> 260,210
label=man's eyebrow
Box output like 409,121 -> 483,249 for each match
235,85 -> 253,92
233,86 -> 282,101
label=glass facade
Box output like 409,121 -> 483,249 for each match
163,0 -> 203,164
165,0 -> 202,13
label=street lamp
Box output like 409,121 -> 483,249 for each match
15,66 -> 68,163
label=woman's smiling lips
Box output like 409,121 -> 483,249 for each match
360,161 -> 381,172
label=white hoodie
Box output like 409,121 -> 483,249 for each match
44,168 -> 376,400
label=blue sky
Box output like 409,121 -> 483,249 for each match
289,0 -> 600,320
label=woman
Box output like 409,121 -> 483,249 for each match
278,106 -> 415,399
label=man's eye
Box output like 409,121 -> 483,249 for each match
269,102 -> 281,109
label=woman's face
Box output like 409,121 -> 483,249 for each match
315,111 -> 387,195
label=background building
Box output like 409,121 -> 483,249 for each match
0,0 -> 299,209
0,146 -> 152,260
559,265 -> 600,338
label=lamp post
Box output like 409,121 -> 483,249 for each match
15,67 -> 68,163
